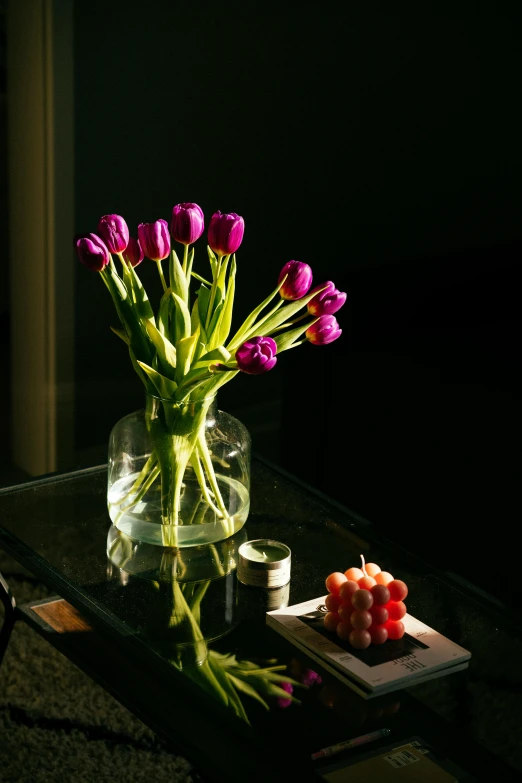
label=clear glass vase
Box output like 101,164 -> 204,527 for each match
107,393 -> 251,547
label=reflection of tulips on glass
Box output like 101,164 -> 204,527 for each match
75,202 -> 346,545
107,528 -> 306,725
161,577 -> 307,724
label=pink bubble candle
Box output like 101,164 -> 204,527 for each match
324,554 -> 409,649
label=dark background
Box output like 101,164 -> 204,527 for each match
1,1 -> 521,602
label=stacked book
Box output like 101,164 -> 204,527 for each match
266,595 -> 471,699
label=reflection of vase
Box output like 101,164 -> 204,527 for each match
107,526 -> 248,661
107,393 -> 251,547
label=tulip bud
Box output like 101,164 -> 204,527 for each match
236,336 -> 277,375
278,260 -> 313,301
97,214 -> 129,254
276,681 -> 294,709
208,211 -> 244,256
307,281 -> 347,316
299,669 -> 322,687
306,314 -> 342,345
74,233 -> 110,272
122,236 -> 144,267
170,202 -> 205,245
137,219 -> 171,261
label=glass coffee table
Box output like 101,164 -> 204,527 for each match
0,457 -> 521,782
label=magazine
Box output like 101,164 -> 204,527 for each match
266,595 -> 471,699
317,736 -> 476,782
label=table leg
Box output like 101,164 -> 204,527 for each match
0,569 -> 17,667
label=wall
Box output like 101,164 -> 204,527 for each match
3,1 -> 521,595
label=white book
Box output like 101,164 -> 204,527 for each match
266,594 -> 471,699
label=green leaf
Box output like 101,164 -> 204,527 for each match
206,245 -> 218,278
207,657 -> 250,723
145,320 -> 177,373
206,300 -> 224,350
171,291 -> 192,342
191,271 -> 212,287
119,256 -> 134,297
110,326 -> 130,345
227,278 -> 286,351
128,347 -> 154,393
209,650 -> 237,667
197,284 -> 211,329
168,248 -> 188,305
176,369 -> 238,402
101,266 -> 152,365
193,346 -> 231,369
174,366 -> 215,401
261,682 -> 302,704
127,261 -> 156,325
176,327 -> 200,384
190,297 -> 201,335
273,320 -> 317,352
216,254 -> 236,347
226,674 -> 270,711
240,671 -> 304,687
137,361 -> 177,398
215,254 -> 230,305
190,302 -> 208,363
158,287 -> 173,337
252,288 -> 321,338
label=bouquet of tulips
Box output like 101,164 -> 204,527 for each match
75,203 -> 346,541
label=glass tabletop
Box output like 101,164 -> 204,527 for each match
0,457 -> 521,782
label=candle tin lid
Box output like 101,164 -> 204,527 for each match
237,538 -> 291,588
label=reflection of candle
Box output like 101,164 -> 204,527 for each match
238,539 -> 291,588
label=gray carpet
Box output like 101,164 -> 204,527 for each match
0,550 -> 201,783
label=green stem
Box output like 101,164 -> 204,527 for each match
111,453 -> 158,524
281,338 -> 307,350
209,543 -> 226,578
196,431 -> 232,535
128,454 -> 157,495
182,244 -> 189,275
269,312 -> 307,333
227,299 -> 284,351
121,463 -> 161,512
187,579 -> 210,620
156,259 -> 167,292
190,448 -> 223,519
205,254 -> 223,331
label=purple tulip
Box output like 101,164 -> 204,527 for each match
138,219 -> 171,261
307,281 -> 347,316
278,260 -> 313,301
208,211 -> 244,256
276,681 -> 293,709
170,202 -> 205,245
306,314 -> 342,345
74,233 -> 110,272
236,336 -> 277,375
299,668 -> 322,687
97,214 -> 129,254
122,236 -> 144,267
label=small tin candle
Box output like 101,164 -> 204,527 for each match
237,539 -> 291,588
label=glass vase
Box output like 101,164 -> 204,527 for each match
107,393 -> 251,547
